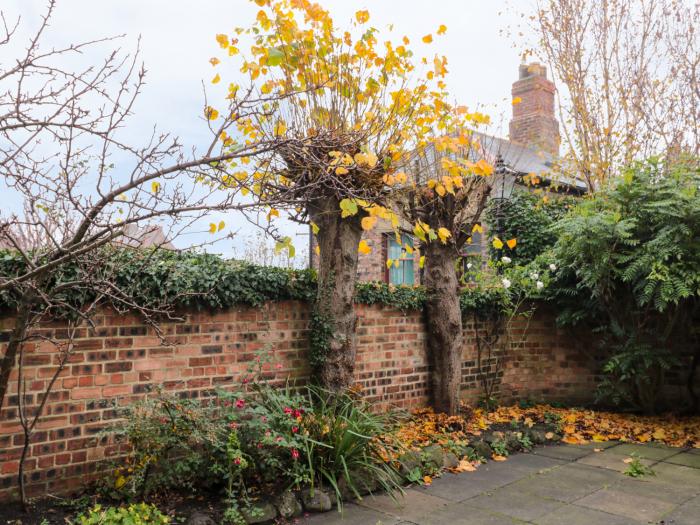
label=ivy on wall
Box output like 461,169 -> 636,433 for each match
0,249 -> 515,316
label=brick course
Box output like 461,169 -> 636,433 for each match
0,301 -> 595,501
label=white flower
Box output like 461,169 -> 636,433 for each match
530,272 -> 539,280
501,278 -> 512,289
501,256 -> 512,264
466,262 -> 473,270
549,263 -> 557,271
536,280 -> 544,290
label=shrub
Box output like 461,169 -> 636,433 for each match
485,191 -> 574,265
108,352 -> 401,510
73,503 -> 169,525
551,157 -> 700,413
106,393 -> 225,499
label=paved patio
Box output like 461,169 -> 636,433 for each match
301,442 -> 700,524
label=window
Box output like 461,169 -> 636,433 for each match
462,226 -> 483,256
386,233 -> 414,285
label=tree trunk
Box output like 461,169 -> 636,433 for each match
423,241 -> 462,415
0,293 -> 33,413
309,197 -> 363,391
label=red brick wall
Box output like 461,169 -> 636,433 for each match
0,302 -> 595,501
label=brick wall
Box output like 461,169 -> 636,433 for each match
0,302 -> 596,501
509,62 -> 560,157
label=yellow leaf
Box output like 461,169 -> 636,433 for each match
274,120 -> 287,136
472,223 -> 483,234
437,24 -> 447,35
435,184 -> 446,197
419,255 -> 425,268
506,238 -> 517,249
652,428 -> 666,441
151,181 -> 160,194
361,216 -> 378,231
386,258 -> 394,269
545,432 -> 555,440
335,166 -> 349,175
209,57 -> 220,67
311,222 -> 320,235
492,237 -> 504,249
218,221 -> 225,232
314,245 -> 320,255
492,454 -> 507,461
211,73 -> 221,84
205,106 -> 219,120
208,223 -> 217,234
267,209 -> 280,221
216,34 -> 229,48
355,10 -> 370,24
358,240 -> 372,254
422,475 -> 433,485
437,227 -> 451,244
512,96 -> 522,105
623,457 -> 634,464
115,475 -> 127,489
422,34 -> 433,44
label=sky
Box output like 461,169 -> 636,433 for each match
3,0 -> 535,263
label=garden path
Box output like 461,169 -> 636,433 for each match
301,442 -> 700,524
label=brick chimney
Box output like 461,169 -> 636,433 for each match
509,62 -> 560,157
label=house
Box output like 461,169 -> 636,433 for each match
309,62 -> 585,284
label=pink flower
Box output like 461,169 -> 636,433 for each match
233,457 -> 241,465
228,422 -> 238,429
292,426 -> 299,434
291,449 -> 300,460
275,363 -> 283,370
261,416 -> 267,423
257,443 -> 263,449
265,431 -> 271,437
276,436 -> 283,442
283,407 -> 292,415
235,399 -> 245,409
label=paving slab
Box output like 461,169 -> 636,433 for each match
300,503 -> 401,524
415,464 -> 529,502
574,486 -> 677,522
656,495 -> 700,525
651,461 -> 700,487
466,484 -> 564,521
607,443 -> 681,461
576,449 -> 656,473
498,453 -> 568,473
415,502 -> 527,525
534,444 -> 596,461
534,504 -> 644,525
357,488 -> 450,523
506,463 -> 620,503
609,475 -> 698,504
662,450 -> 700,469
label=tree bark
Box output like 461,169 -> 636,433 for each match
0,293 -> 34,413
423,241 -> 462,415
309,197 -> 363,391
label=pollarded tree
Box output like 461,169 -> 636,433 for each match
396,134 -> 494,414
211,0 -> 476,390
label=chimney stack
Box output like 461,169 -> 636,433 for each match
509,62 -> 560,157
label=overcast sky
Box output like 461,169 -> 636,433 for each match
3,0 -> 535,262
